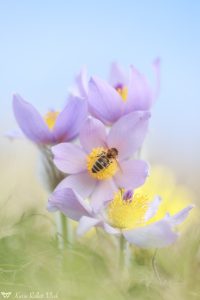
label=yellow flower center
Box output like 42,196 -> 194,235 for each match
107,190 -> 150,229
87,147 -> 118,180
116,86 -> 128,102
44,111 -> 60,130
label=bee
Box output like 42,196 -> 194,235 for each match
92,148 -> 119,173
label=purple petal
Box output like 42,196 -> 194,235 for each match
13,94 -> 52,144
75,67 -> 88,98
124,60 -> 160,113
52,143 -> 86,174
144,196 -> 162,222
77,216 -> 100,236
114,160 -> 149,190
125,66 -> 153,112
103,222 -> 120,235
79,117 -> 107,153
47,188 -> 92,221
53,96 -> 88,142
108,62 -> 127,87
167,205 -> 194,226
123,220 -> 178,248
107,111 -> 150,160
152,57 -> 161,100
56,172 -> 96,199
90,179 -> 118,213
88,76 -> 124,125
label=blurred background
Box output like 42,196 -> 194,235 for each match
1,0 -> 199,194
0,1 -> 200,299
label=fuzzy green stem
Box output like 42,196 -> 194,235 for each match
60,212 -> 68,246
152,249 -> 161,282
119,235 -> 125,269
56,212 -> 73,249
38,145 -> 73,249
119,235 -> 131,273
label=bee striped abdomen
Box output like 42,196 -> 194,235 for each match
92,155 -> 110,173
87,148 -> 118,180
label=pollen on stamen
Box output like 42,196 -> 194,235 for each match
87,147 -> 118,180
107,190 -> 150,229
44,111 -> 60,130
115,84 -> 128,102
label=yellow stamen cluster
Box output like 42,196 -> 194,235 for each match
108,190 -> 150,229
87,147 -> 118,180
44,111 -> 60,130
116,86 -> 128,102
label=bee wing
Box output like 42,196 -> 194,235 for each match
115,158 -> 123,173
102,140 -> 109,149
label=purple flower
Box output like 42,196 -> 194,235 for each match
52,111 -> 150,211
69,66 -> 88,99
47,187 -> 193,248
12,94 -> 88,145
74,59 -> 160,125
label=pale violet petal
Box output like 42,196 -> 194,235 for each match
47,188 -> 92,221
125,59 -> 160,113
167,205 -> 194,226
108,62 -> 127,87
77,216 -> 100,236
88,76 -> 124,125
114,160 -> 149,190
107,111 -> 150,160
13,94 -> 52,144
52,143 -> 86,174
53,96 -> 88,142
123,220 -> 178,248
152,57 -> 161,100
90,179 -> 118,213
79,117 -> 107,153
103,223 -> 120,235
55,172 -> 96,199
144,196 -> 162,222
75,66 -> 88,98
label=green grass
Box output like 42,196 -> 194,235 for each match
0,209 -> 199,300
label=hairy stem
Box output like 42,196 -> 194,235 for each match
38,145 -> 72,249
119,235 -> 130,271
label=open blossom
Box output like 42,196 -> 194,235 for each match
73,59 -> 160,125
47,187 -> 193,248
52,112 -> 150,211
12,94 -> 87,145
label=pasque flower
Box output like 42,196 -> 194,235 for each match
52,112 -> 150,211
73,59 -> 160,125
13,94 -> 88,145
47,187 -> 193,248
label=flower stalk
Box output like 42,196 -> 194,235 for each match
119,235 -> 131,271
38,145 -> 72,248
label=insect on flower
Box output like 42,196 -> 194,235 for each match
91,148 -> 118,174
52,113 -> 150,211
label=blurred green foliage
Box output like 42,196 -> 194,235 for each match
0,209 -> 199,300
1,140 -> 199,299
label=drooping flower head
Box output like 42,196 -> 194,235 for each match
73,59 -> 160,125
52,111 -> 150,211
47,187 -> 193,248
12,94 -> 88,145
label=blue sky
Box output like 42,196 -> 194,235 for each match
0,0 -> 199,110
0,0 -> 199,188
